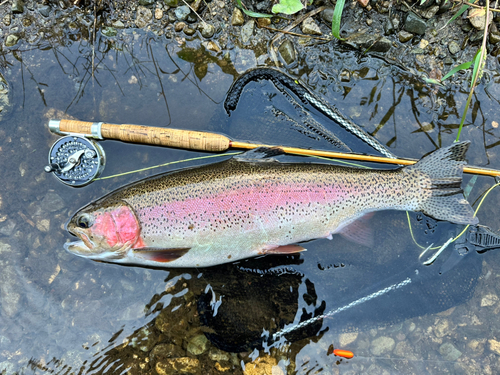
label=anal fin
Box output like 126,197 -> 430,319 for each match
338,213 -> 374,247
263,245 -> 306,254
133,247 -> 190,263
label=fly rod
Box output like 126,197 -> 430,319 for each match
47,119 -> 500,186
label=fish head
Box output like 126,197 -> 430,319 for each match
65,200 -> 142,261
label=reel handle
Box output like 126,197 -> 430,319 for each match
52,119 -> 232,152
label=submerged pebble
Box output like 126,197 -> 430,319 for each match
370,336 -> 395,356
187,334 -> 209,355
439,342 -> 462,361
278,39 -> 296,65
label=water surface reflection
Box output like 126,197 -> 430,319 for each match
1,29 -> 500,374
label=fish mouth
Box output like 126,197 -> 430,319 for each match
64,240 -> 92,256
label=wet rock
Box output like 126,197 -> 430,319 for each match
135,6 -> 153,28
5,34 -> 20,47
370,336 -> 395,356
38,4 -> 50,17
175,22 -> 186,32
155,308 -> 188,345
256,18 -> 271,28
421,5 -> 439,19
470,30 -> 483,43
278,39 -> 296,65
439,342 -> 462,361
156,357 -> 199,375
130,327 -> 158,352
437,0 -> 453,13
155,8 -> 164,19
112,20 -> 125,28
187,334 -> 209,355
186,13 -> 198,23
488,339 -> 500,355
241,20 -> 254,43
231,7 -> 245,26
175,5 -> 191,21
419,39 -> 429,49
383,18 -> 396,35
301,17 -> 322,36
448,40 -> 460,54
165,0 -> 179,7
139,0 -> 155,5
102,27 -> 118,37
150,343 -> 185,366
481,293 -> 498,307
184,26 -> 196,35
322,8 -> 333,23
208,348 -> 230,362
339,332 -> 358,347
404,13 -> 427,35
346,32 -> 392,53
490,31 -> 500,44
243,355 -> 278,375
3,15 -> 11,27
202,40 -> 221,53
11,0 -> 24,14
399,30 -> 413,43
199,22 -> 215,38
469,9 -> 492,30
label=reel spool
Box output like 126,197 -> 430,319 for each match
45,135 -> 105,187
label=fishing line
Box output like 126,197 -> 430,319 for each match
407,181 -> 500,251
93,152 -> 242,181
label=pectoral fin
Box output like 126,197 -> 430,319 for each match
133,247 -> 190,263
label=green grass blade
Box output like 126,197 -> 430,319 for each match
235,0 -> 273,18
439,0 -> 473,30
470,47 -> 484,88
331,0 -> 346,40
441,61 -> 473,81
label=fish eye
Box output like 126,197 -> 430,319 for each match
76,214 -> 92,229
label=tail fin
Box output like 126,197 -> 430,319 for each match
407,141 -> 478,225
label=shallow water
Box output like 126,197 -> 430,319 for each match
1,29 -> 500,374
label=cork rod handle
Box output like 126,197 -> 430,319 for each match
57,119 -> 231,152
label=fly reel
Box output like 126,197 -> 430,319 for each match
45,135 -> 105,187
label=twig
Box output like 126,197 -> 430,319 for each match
269,6 -> 326,66
262,25 -> 331,41
182,0 -> 207,25
0,0 -> 9,6
453,0 -> 500,12
456,0 -> 490,141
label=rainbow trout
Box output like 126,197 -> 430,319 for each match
65,143 -> 478,268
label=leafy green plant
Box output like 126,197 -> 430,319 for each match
272,0 -> 304,15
